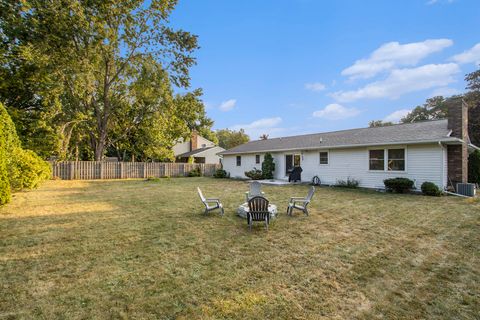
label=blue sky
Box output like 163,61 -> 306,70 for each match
170,0 -> 480,139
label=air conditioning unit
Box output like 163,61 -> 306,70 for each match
456,183 -> 476,197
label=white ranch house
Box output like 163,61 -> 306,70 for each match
219,104 -> 478,190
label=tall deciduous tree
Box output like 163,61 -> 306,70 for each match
1,0 -> 208,160
216,129 -> 250,150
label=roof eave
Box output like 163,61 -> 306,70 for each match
218,138 -> 460,155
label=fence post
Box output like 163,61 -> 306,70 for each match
69,162 -> 75,180
120,162 -> 124,179
100,162 -> 104,179
143,162 -> 147,178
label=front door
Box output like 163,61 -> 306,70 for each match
285,154 -> 301,175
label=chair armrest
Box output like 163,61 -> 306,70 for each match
289,197 -> 305,202
291,199 -> 308,205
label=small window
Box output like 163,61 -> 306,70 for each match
236,156 -> 241,166
369,149 -> 384,170
319,152 -> 329,165
255,154 -> 260,164
388,149 -> 405,171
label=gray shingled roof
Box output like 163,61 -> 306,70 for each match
176,147 -> 216,158
219,120 -> 460,155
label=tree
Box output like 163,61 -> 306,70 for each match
368,120 -> 394,128
259,134 -> 269,140
216,129 -> 250,150
261,153 -> 275,179
465,68 -> 480,146
0,0 -> 201,160
468,150 -> 480,184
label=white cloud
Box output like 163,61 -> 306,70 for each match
451,43 -> 480,65
305,82 -> 326,91
431,87 -> 461,97
230,117 -> 283,138
341,39 -> 453,79
332,63 -> 460,102
219,99 -> 236,111
312,104 -> 360,120
383,109 -> 411,123
427,0 -> 455,4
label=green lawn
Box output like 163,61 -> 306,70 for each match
1,178 -> 479,319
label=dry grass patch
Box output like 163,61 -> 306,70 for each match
0,178 -> 479,319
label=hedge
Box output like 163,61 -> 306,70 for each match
384,177 -> 414,193
0,102 -> 51,204
421,181 -> 442,196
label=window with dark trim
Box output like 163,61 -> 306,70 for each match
369,149 -> 384,170
387,149 -> 405,171
255,154 -> 260,164
319,152 -> 329,165
236,156 -> 241,166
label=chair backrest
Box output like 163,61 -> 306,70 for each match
197,187 -> 206,203
249,181 -> 262,197
305,186 -> 315,202
248,196 -> 269,213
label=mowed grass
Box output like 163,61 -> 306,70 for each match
0,178 -> 479,319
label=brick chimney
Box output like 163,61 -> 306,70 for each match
447,100 -> 469,186
190,130 -> 198,151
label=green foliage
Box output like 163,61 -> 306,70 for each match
0,102 -> 18,204
335,177 -> 360,188
213,169 -> 228,179
8,148 -> 51,190
216,129 -> 250,150
244,169 -> 263,180
0,150 -> 9,205
187,167 -> 202,177
187,156 -> 195,164
401,96 -> 456,123
468,150 -> 480,184
368,120 -> 394,128
421,182 -> 442,197
146,176 -> 161,182
384,177 -> 415,193
1,0 -> 206,161
0,102 -> 50,204
261,153 -> 275,179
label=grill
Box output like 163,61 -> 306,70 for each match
456,183 -> 476,197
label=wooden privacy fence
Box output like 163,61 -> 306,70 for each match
49,161 -> 221,180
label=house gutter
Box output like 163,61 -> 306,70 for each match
218,138 -> 463,156
438,141 -> 445,190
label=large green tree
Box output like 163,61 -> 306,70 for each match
216,129 -> 250,150
368,120 -> 394,128
1,0 -> 211,160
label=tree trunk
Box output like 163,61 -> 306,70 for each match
93,59 -> 111,161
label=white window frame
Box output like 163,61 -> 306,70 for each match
255,154 -> 261,164
236,155 -> 241,167
367,146 -> 407,173
387,148 -> 407,172
319,151 -> 329,165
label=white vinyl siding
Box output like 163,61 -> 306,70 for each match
222,144 -> 444,189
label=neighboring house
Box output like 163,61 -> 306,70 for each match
219,103 -> 478,190
173,131 -> 224,164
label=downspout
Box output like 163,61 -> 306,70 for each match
438,141 -> 445,190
